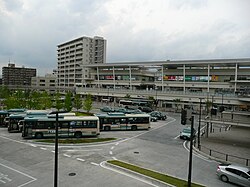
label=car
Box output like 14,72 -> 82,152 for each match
150,111 -> 167,120
138,106 -> 153,113
113,107 -> 127,113
216,163 -> 250,187
180,127 -> 196,140
100,106 -> 114,112
150,116 -> 158,122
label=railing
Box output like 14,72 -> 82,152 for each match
199,145 -> 249,166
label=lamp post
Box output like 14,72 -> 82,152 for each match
220,92 -> 224,118
155,86 -> 158,110
54,112 -> 59,187
198,98 -> 202,150
187,115 -> 195,187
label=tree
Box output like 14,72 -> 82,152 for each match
205,100 -> 213,115
125,94 -> 131,98
74,94 -> 82,111
54,92 -> 63,111
39,91 -> 52,109
64,91 -> 73,112
83,94 -> 93,113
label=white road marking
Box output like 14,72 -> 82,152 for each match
91,162 -> 99,166
76,158 -> 85,162
63,154 -> 71,158
112,157 -> 117,160
29,144 -> 37,147
65,149 -> 102,152
51,150 -> 55,153
40,147 -> 47,150
111,146 -> 114,150
174,135 -> 180,139
0,163 -> 37,187
109,151 -> 113,155
183,141 -> 215,163
100,161 -> 160,187
115,142 -> 119,146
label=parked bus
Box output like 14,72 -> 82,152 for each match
22,115 -> 99,139
8,110 -> 50,132
0,110 -> 9,127
96,113 -> 151,131
8,113 -> 27,132
118,100 -> 133,107
8,108 -> 26,114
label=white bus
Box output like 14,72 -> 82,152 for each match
96,113 -> 151,131
118,100 -> 133,107
22,115 -> 100,139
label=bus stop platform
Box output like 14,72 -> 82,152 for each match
197,126 -> 250,166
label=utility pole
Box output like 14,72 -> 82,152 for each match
187,116 -> 194,187
54,112 -> 59,187
198,98 -> 202,150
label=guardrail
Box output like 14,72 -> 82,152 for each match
199,145 -> 249,166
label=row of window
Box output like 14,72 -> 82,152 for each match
26,120 -> 98,129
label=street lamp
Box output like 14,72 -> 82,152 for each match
198,98 -> 202,150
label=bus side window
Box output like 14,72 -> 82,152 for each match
61,122 -> 69,128
70,121 -> 76,127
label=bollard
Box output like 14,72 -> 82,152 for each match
209,150 -> 212,156
226,154 -> 228,161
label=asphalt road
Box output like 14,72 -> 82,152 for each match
0,113 -> 236,187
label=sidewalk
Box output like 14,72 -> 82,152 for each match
198,126 -> 250,166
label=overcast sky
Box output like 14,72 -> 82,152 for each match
0,0 -> 250,76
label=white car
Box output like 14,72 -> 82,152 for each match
180,127 -> 196,140
216,163 -> 250,187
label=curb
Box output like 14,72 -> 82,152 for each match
102,161 -> 174,187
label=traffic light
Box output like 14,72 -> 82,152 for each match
211,108 -> 217,115
181,109 -> 187,125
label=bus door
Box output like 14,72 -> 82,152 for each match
110,118 -> 121,130
22,122 -> 34,138
59,121 -> 70,137
119,118 -> 128,130
46,122 -> 56,137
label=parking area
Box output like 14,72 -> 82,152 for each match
0,161 -> 36,187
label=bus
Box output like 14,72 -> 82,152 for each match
96,113 -> 151,131
8,113 -> 27,132
118,100 -> 133,107
8,108 -> 26,114
8,110 -> 50,132
0,110 -> 9,127
22,116 -> 100,139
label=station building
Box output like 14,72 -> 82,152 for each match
75,58 -> 250,111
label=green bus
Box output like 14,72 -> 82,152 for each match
22,115 -> 100,139
96,113 -> 151,131
8,110 -> 49,132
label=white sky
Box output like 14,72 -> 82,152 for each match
0,0 -> 250,75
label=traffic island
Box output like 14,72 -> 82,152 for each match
107,160 -> 205,187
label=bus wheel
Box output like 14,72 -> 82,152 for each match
131,125 -> 137,131
35,133 -> 43,139
74,132 -> 82,138
104,126 -> 110,131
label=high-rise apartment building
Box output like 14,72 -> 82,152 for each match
2,63 -> 36,89
57,36 -> 106,89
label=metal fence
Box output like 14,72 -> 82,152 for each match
199,145 -> 249,166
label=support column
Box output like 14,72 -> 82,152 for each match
113,66 -> 115,90
183,64 -> 186,93
207,64 -> 210,93
161,65 -> 164,91
129,66 -> 132,90
234,63 -> 238,93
